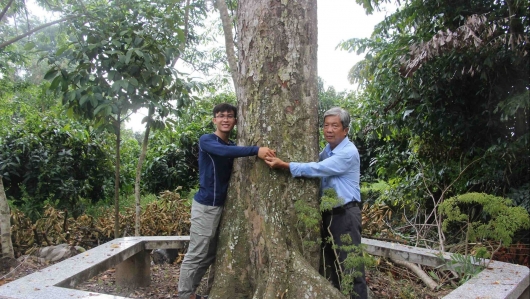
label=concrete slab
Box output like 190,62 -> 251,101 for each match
363,238 -> 530,299
0,236 -> 189,299
0,236 -> 527,299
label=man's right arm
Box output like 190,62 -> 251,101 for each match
266,151 -> 354,178
200,135 -> 275,159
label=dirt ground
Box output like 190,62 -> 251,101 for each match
1,254 -> 453,299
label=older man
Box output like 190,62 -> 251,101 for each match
264,107 -> 367,299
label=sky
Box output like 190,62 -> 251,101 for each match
317,0 -> 391,92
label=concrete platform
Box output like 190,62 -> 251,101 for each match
0,236 -> 527,298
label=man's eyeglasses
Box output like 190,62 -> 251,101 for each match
215,114 -> 235,120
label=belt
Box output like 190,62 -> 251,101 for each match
342,201 -> 361,209
323,201 -> 361,216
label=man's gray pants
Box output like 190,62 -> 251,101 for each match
178,200 -> 223,298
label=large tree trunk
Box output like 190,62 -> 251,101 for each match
0,176 -> 14,258
210,1 -> 345,298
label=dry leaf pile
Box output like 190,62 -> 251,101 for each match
6,190 -> 191,257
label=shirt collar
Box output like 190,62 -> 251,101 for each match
325,137 -> 350,156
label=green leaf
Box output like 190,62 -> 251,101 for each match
134,49 -> 144,58
44,69 -> 59,80
50,76 -> 62,90
68,91 -> 76,102
125,49 -> 133,64
94,104 -> 108,115
112,80 -> 128,92
56,46 -> 69,56
80,95 -> 89,106
134,37 -> 143,46
24,42 -> 36,50
67,106 -> 75,118
408,91 -> 420,99
108,70 -> 116,81
129,77 -> 138,87
159,54 -> 166,66
90,96 -> 99,107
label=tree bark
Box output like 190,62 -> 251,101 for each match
134,105 -> 154,236
210,1 -> 346,298
215,0 -> 239,88
0,0 -> 15,23
0,176 -> 15,258
114,112 -> 122,239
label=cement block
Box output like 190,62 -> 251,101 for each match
116,248 -> 151,288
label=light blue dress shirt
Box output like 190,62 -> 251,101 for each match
289,137 -> 361,205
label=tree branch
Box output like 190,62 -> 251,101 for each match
0,15 -> 77,50
390,257 -> 438,290
0,0 -> 15,23
215,0 -> 239,88
171,0 -> 190,68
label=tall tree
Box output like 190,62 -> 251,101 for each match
46,0 -> 198,238
133,0 -> 201,236
210,0 -> 345,297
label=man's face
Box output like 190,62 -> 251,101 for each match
213,110 -> 236,133
323,115 -> 349,149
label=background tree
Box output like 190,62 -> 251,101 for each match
339,0 -> 529,245
0,0 -> 75,50
210,0 -> 345,297
45,0 -> 201,237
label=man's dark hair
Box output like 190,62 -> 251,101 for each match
213,103 -> 237,117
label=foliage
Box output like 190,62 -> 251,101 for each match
44,0 -> 202,132
0,114 -> 114,220
320,188 -> 344,212
341,0 -> 529,211
117,129 -> 141,196
337,241 -> 374,296
293,199 -> 321,255
435,251 -> 485,285
439,192 -> 530,247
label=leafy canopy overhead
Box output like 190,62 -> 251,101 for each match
45,0 -> 204,131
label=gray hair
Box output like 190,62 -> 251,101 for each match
323,107 -> 350,129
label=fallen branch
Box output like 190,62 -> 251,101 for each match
390,257 -> 438,290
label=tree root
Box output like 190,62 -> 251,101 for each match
258,250 -> 347,299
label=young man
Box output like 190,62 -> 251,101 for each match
264,107 -> 367,299
178,103 -> 275,299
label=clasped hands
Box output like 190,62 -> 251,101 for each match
257,147 -> 288,169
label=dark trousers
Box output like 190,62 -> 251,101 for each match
321,205 -> 367,299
